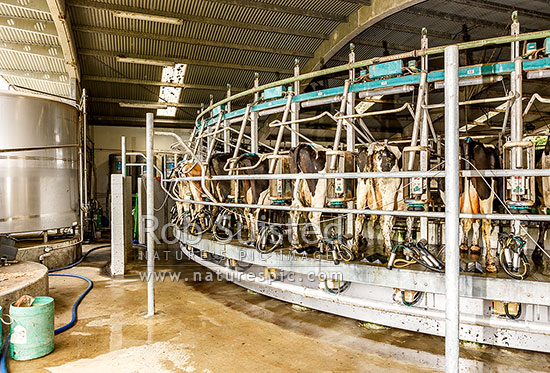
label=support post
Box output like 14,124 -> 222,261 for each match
251,73 -> 260,154
146,112 -> 155,317
291,59 -> 300,148
224,84 -> 232,153
444,45 -> 460,373
419,29 -> 429,241
121,135 -> 126,178
346,45 -> 356,235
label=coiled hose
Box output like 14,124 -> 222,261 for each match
0,244 -> 110,372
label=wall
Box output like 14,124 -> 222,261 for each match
89,125 -> 191,217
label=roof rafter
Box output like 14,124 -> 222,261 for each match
72,25 -> 314,58
374,21 -> 455,41
303,0 -> 424,72
0,14 -> 58,36
45,0 -> 79,82
0,0 -> 51,13
90,97 -> 202,108
450,0 -> 550,22
78,49 -> 295,74
82,75 -> 246,92
0,68 -> 69,83
67,0 -> 328,40
0,40 -> 63,59
404,8 -> 537,33
204,0 -> 347,22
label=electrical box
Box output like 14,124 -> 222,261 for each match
407,60 -> 417,70
268,155 -> 293,202
526,42 -> 537,54
326,151 -> 355,205
263,86 -> 286,100
545,38 -> 550,55
212,105 -> 224,117
369,60 -> 403,79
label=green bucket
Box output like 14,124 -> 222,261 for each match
9,296 -> 55,360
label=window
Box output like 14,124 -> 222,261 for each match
156,63 -> 187,117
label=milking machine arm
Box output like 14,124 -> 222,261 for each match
497,233 -> 530,280
387,239 -> 445,273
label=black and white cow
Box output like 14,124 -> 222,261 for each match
288,144 -> 327,249
354,142 -> 403,257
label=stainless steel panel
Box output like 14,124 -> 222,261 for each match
0,90 -> 79,233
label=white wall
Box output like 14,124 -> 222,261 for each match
89,125 -> 191,215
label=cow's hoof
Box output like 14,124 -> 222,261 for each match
459,244 -> 469,252
486,262 -> 497,273
542,265 -> 550,277
470,245 -> 481,254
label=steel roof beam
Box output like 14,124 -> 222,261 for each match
78,49 -> 294,75
0,0 -> 51,13
67,0 -> 328,40
404,8 -> 537,33
82,75 -> 247,92
72,25 -> 314,58
351,38 -> 412,52
89,115 -> 194,125
450,0 -> 550,22
302,0 -> 424,73
0,14 -> 58,36
0,68 -> 69,83
203,0 -> 347,22
45,0 -> 79,81
0,40 -> 63,59
90,97 -> 202,108
374,21 -> 456,41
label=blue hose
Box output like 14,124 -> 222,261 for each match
0,244 -> 110,372
49,274 -> 93,335
0,335 -> 9,373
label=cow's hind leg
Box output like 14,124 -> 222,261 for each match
470,219 -> 481,254
482,219 -> 497,272
382,215 -> 395,258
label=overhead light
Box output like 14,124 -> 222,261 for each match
116,56 -> 175,67
157,63 -> 187,117
120,102 -> 168,109
110,10 -> 184,25
434,75 -> 503,89
358,85 -> 415,98
527,69 -> 550,79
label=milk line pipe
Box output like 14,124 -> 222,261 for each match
165,168 -> 550,182
269,93 -> 294,174
163,188 -> 550,222
121,135 -> 126,178
523,93 -> 550,116
206,113 -> 224,161
331,80 -> 351,170
82,89 -> 88,210
195,29 -> 550,122
196,125 -> 274,151
155,131 -> 218,202
423,92 -> 517,110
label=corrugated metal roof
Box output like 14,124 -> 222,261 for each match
0,0 -> 70,98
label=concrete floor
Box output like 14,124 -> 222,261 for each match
5,244 -> 550,372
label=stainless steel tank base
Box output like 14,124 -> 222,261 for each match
0,90 -> 79,234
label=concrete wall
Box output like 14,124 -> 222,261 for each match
89,125 -> 191,218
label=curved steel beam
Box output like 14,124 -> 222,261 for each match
303,0 -> 426,73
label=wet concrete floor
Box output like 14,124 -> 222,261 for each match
6,243 -> 550,372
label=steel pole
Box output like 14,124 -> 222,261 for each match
121,136 -> 126,178
444,45 -> 460,373
291,59 -> 300,147
146,112 -> 155,317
